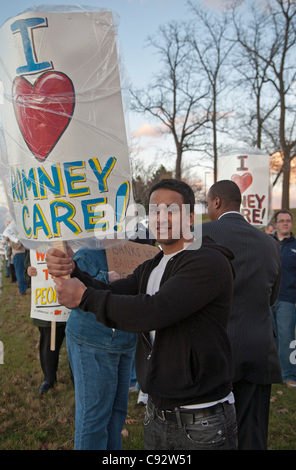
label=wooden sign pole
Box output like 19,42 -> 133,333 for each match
50,322 -> 56,352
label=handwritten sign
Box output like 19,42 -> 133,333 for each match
2,220 -> 19,243
218,149 -> 270,226
29,249 -> 70,322
106,241 -> 160,278
0,8 -> 134,250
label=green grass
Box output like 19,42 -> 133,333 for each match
0,268 -> 145,450
268,385 -> 296,450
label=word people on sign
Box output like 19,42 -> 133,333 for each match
30,249 -> 71,322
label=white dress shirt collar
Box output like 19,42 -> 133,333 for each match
218,211 -> 242,220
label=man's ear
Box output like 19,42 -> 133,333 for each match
215,196 -> 222,209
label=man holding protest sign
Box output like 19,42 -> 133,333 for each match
47,179 -> 238,451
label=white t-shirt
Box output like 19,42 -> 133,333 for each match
146,250 -> 184,343
146,253 -> 178,295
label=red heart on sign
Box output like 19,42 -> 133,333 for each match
13,72 -> 75,162
231,173 -> 253,193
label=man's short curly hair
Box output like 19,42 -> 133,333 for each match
208,180 -> 242,207
149,179 -> 195,213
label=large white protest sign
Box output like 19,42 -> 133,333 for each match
218,149 -> 270,227
0,7 -> 134,250
0,7 -> 135,349
29,249 -> 70,322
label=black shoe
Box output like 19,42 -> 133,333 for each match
38,381 -> 54,394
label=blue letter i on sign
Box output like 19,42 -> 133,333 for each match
11,17 -> 53,74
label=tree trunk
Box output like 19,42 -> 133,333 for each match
279,79 -> 289,208
213,88 -> 218,183
281,150 -> 291,209
175,145 -> 182,180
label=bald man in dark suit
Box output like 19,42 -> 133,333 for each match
203,180 -> 282,450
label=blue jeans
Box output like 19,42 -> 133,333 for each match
130,354 -> 137,387
66,334 -> 133,450
13,252 -> 27,294
144,399 -> 238,450
5,260 -> 10,277
271,300 -> 296,382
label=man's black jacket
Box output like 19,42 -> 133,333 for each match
74,236 -> 235,410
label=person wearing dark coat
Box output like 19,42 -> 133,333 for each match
203,179 -> 282,450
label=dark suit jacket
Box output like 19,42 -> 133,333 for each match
202,212 -> 282,384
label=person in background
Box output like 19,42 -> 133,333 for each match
203,180 -> 282,450
26,251 -> 68,394
65,247 -> 137,450
6,238 -> 17,283
7,237 -> 27,295
264,223 -> 275,234
271,209 -> 296,389
4,240 -> 10,278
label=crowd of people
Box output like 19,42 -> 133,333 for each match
3,178 -> 296,451
4,236 -> 28,295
